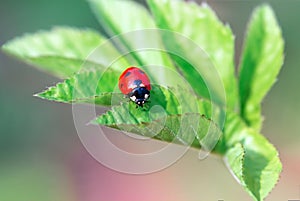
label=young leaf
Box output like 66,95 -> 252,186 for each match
2,27 -> 111,78
225,130 -> 282,201
89,0 -> 155,36
224,143 -> 245,186
239,5 -> 284,130
2,27 -> 130,78
222,111 -> 281,201
36,69 -> 123,106
242,130 -> 282,201
96,106 -> 222,150
88,0 -> 176,84
147,0 -> 238,109
95,85 -> 223,150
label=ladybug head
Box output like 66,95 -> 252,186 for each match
129,87 -> 150,107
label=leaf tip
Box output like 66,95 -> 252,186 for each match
33,92 -> 41,98
1,40 -> 15,56
33,90 -> 49,100
253,3 -> 278,22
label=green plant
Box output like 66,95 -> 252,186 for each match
2,0 -> 284,200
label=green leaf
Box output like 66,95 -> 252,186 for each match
36,66 -> 190,107
88,0 -> 176,84
38,68 -> 224,146
224,143 -> 245,186
147,0 -> 238,109
225,130 -> 282,201
222,112 -> 282,201
2,27 -> 128,78
239,5 -> 284,130
89,0 -> 156,35
242,131 -> 282,201
95,85 -> 223,150
37,69 -> 123,106
96,107 -> 222,150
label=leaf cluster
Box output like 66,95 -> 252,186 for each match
2,1 -> 284,200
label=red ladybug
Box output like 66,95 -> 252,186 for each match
118,67 -> 151,107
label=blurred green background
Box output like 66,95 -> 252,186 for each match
0,0 -> 299,200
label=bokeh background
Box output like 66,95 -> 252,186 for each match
1,0 -> 299,200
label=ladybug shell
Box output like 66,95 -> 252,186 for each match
118,67 -> 151,95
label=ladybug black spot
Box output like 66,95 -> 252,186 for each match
125,72 -> 131,77
120,83 -> 124,88
138,69 -> 145,74
133,79 -> 142,86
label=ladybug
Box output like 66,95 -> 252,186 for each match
118,67 -> 151,107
